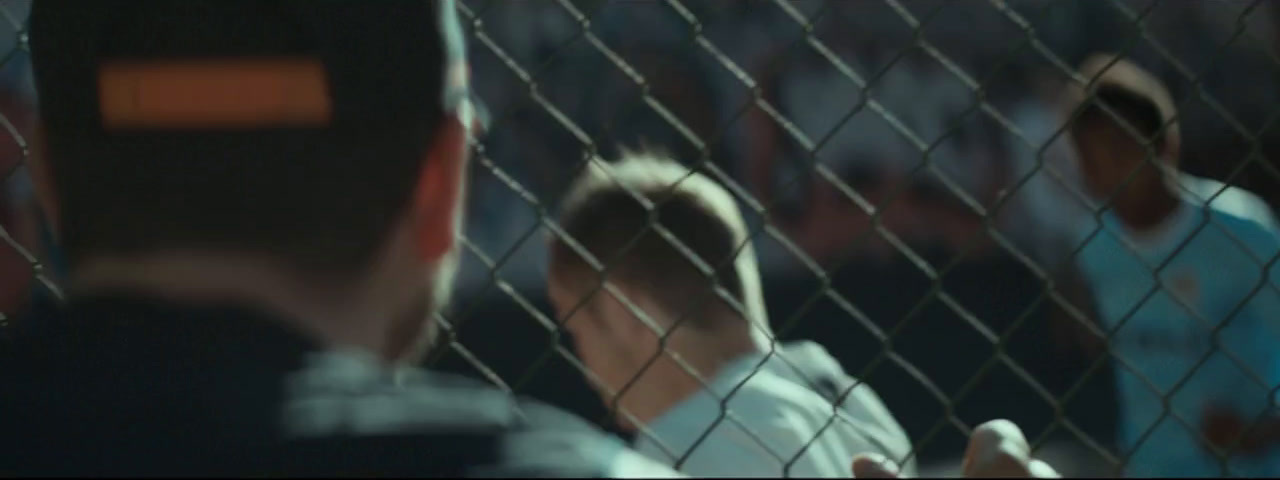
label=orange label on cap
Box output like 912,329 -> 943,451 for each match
98,58 -> 332,130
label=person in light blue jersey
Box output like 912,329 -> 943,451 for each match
1063,53 -> 1280,478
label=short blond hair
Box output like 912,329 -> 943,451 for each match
549,151 -> 753,330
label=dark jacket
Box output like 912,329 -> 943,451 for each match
0,295 -> 678,477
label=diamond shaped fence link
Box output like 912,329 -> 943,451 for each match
3,0 -> 1280,477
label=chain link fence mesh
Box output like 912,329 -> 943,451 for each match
4,0 -> 1280,477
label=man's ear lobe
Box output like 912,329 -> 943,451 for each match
411,120 -> 467,263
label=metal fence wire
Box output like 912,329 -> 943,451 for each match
5,0 -> 1280,477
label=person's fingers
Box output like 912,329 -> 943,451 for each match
968,419 -> 1029,455
966,447 -> 1030,478
852,453 -> 902,479
963,419 -> 1034,478
1027,459 -> 1062,478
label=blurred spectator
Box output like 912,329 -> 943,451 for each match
571,47 -> 722,171
1060,54 -> 1280,477
749,47 -> 1011,266
442,0 -> 1280,292
1001,71 -> 1093,268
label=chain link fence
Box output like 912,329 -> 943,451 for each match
4,0 -> 1280,477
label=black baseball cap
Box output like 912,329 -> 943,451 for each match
28,0 -> 479,138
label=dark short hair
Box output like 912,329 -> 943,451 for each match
549,154 -> 746,330
1072,85 -> 1169,154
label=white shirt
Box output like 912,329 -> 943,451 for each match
1071,184 -> 1280,477
632,342 -> 914,478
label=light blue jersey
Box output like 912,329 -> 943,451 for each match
1073,183 -> 1280,477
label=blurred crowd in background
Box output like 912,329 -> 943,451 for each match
458,0 -> 1280,286
4,0 -> 1280,473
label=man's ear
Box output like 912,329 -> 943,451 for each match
411,118 -> 468,263
28,125 -> 59,239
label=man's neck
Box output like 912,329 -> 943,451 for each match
1111,177 -> 1182,233
70,253 -> 398,357
619,332 -> 762,429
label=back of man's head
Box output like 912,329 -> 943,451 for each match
28,0 -> 467,279
549,152 -> 751,331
